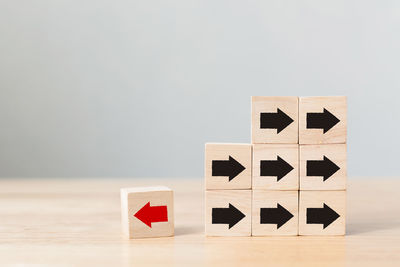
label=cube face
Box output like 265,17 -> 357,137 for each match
205,190 -> 252,236
251,96 -> 298,144
205,143 -> 252,190
300,144 -> 347,190
299,96 -> 347,144
252,191 -> 298,236
252,144 -> 299,190
120,186 -> 174,239
299,191 -> 345,235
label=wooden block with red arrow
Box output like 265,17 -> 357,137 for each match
121,186 -> 174,239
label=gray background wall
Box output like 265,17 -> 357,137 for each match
1,0 -> 399,178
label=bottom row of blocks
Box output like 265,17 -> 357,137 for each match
205,190 -> 345,236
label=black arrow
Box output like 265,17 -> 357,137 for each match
307,156 -> 340,181
307,203 -> 340,229
212,156 -> 245,181
260,108 -> 294,133
260,156 -> 294,181
307,108 -> 340,133
212,203 -> 246,229
260,204 -> 294,229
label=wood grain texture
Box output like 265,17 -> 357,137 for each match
0,178 -> 399,266
252,190 -> 298,236
300,144 -> 347,190
299,96 -> 347,144
251,96 -> 299,144
205,143 -> 252,189
121,186 -> 174,238
205,190 -> 251,236
253,144 -> 299,190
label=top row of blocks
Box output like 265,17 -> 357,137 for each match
252,96 -> 347,144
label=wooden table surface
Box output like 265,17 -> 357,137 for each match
0,177 -> 399,266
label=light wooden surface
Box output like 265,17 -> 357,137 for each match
0,177 -> 399,266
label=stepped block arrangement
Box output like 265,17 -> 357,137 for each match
205,96 -> 347,236
121,186 -> 174,239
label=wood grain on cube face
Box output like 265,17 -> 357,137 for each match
300,144 -> 347,190
299,96 -> 347,144
252,190 -> 298,236
120,186 -> 174,239
252,144 -> 299,190
205,143 -> 252,190
299,191 -> 346,236
251,96 -> 298,144
205,190 -> 252,236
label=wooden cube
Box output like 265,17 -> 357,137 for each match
252,144 -> 299,190
299,191 -> 346,235
120,186 -> 174,239
205,190 -> 251,236
251,96 -> 298,144
252,190 -> 298,236
299,96 -> 347,144
300,144 -> 347,190
205,143 -> 252,190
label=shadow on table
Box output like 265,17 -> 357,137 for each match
175,225 -> 203,236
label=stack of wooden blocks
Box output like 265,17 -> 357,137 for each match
205,96 -> 346,236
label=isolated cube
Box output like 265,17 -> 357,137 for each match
299,96 -> 347,144
205,143 -> 252,190
120,186 -> 174,239
251,96 -> 298,144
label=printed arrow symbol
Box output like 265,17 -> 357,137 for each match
134,202 -> 168,228
307,156 -> 340,181
212,203 -> 246,229
212,156 -> 246,181
260,156 -> 294,181
260,203 -> 294,229
307,203 -> 340,229
260,108 -> 294,133
307,108 -> 340,133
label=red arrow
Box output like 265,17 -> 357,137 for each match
134,202 -> 168,228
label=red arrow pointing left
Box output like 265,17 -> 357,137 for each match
134,202 -> 168,228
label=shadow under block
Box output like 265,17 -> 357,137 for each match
251,96 -> 299,144
120,186 -> 174,239
299,96 -> 347,144
205,143 -> 252,190
300,144 -> 347,190
205,190 -> 252,236
252,144 -> 299,190
299,191 -> 346,235
252,190 -> 298,236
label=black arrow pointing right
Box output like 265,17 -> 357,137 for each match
260,204 -> 294,229
212,156 -> 246,181
260,156 -> 294,181
307,108 -> 340,133
212,203 -> 246,229
307,156 -> 340,181
260,108 -> 294,133
307,203 -> 340,229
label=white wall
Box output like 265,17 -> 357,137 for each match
1,0 -> 399,177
